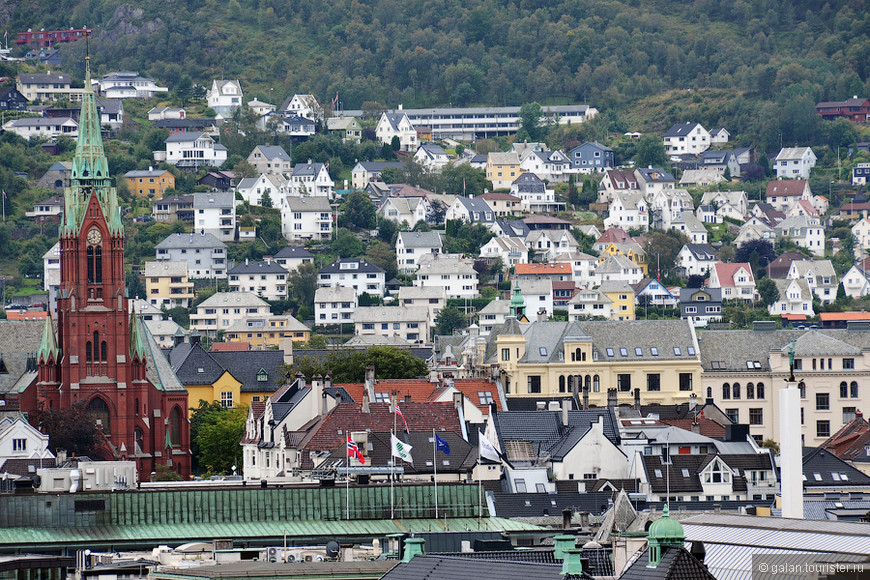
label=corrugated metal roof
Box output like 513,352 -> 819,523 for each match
682,520 -> 870,556
0,517 -> 540,549
697,543 -> 867,580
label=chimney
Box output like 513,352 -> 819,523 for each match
404,394 -> 411,404
579,512 -> 590,528
582,384 -> 589,411
453,391 -> 463,411
361,391 -> 370,413
689,393 -> 698,410
364,365 -> 376,401
560,548 -> 585,576
561,509 -> 573,530
553,534 -> 575,560
607,388 -> 617,408
633,388 -> 641,411
562,401 -> 569,427
537,308 -> 547,322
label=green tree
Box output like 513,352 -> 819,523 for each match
516,102 -> 545,142
435,305 -> 466,336
635,134 -> 668,168
260,190 -> 273,208
757,277 -> 779,307
164,306 -> 190,328
365,240 -> 398,280
287,262 -> 319,311
323,347 -> 428,382
34,402 -> 108,460
332,227 -> 365,258
338,191 -> 377,230
190,401 -> 248,475
307,334 -> 328,349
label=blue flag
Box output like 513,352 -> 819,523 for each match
435,433 -> 451,455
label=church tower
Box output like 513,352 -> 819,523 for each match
29,57 -> 190,479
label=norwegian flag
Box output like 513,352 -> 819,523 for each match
347,434 -> 365,464
395,404 -> 409,433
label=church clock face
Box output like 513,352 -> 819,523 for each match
86,227 -> 102,245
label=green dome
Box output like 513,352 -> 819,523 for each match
648,505 -> 685,542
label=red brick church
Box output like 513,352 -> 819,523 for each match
19,58 -> 191,480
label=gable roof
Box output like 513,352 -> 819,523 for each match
766,179 -> 808,197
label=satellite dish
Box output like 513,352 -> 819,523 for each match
325,541 -> 340,559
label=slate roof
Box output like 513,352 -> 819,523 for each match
619,547 -> 717,580
511,172 -> 546,192
167,341 -> 227,385
491,491 -> 616,518
0,320 -> 45,396
802,447 -> 870,486
197,292 -> 269,309
681,244 -> 716,261
642,453 -> 773,494
380,555 -> 588,580
664,122 -> 703,138
319,258 -> 385,274
364,430 -> 476,473
156,232 -> 226,251
273,246 -> 314,260
492,407 -> 620,459
227,260 -> 288,276
253,145 -> 290,161
698,328 -> 870,372
512,319 -> 698,365
766,179 -> 808,197
166,131 -> 212,143
453,196 -> 495,221
210,350 -> 285,393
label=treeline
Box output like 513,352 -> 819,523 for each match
17,0 -> 865,152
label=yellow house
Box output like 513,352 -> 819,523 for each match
598,242 -> 648,275
124,169 -> 175,199
485,152 -> 524,189
493,318 -> 701,406
225,314 -> 310,348
144,261 -> 195,309
171,338 -> 288,411
598,280 -> 636,320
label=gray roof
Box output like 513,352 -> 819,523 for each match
290,162 -> 326,178
167,341 -> 227,386
664,122 -> 703,137
193,191 -> 234,209
682,243 -> 717,261
156,232 -> 227,250
515,320 -> 697,365
381,555 -> 582,580
0,320 -> 44,396
124,169 -> 170,178
493,407 -> 620,459
397,231 -> 442,249
319,258 -> 385,275
228,261 -> 288,275
273,246 -> 313,260
698,328 -> 870,372
211,350 -> 285,393
18,73 -> 69,83
284,196 -> 331,212
8,117 -> 76,127
141,318 -> 186,392
165,131 -> 211,143
252,145 -> 290,161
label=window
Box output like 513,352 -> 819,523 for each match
746,382 -> 755,399
650,347 -> 659,356
220,391 -> 233,408
257,369 -> 268,382
722,383 -> 731,399
732,383 -> 741,399
794,358 -> 802,370
478,391 -> 494,405
816,392 -> 829,411
617,373 -> 631,391
528,376 -> 542,394
844,407 -> 857,424
851,381 -> 859,398
679,373 -> 693,391
756,383 -> 765,399
817,420 -> 830,438
620,348 -> 628,356
501,348 -> 510,361
635,347 -> 643,356
726,408 -> 739,423
749,408 -> 763,425
12,439 -> 26,452
647,373 -> 661,391
844,358 -> 855,369
674,347 -> 682,356
606,348 -> 614,357
841,381 -> 848,398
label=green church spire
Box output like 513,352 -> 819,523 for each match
62,55 -> 123,236
37,312 -> 60,363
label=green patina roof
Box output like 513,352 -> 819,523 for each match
0,517 -> 540,549
37,312 -> 59,363
648,505 -> 684,542
61,57 -> 122,237
129,312 -> 146,361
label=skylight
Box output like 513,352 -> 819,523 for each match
651,347 -> 659,356
813,473 -> 822,481
655,469 -> 663,478
635,347 -> 643,356
681,469 -> 690,477
674,347 -> 682,356
687,347 -> 696,356
606,348 -> 614,357
539,347 -> 548,356
620,348 -> 628,356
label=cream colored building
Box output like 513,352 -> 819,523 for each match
489,318 -> 701,406
144,261 -> 195,309
698,323 -> 870,447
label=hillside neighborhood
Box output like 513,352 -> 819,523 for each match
3,54 -> 870,580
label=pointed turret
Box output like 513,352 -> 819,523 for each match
129,308 -> 146,362
62,55 -> 122,236
37,312 -> 60,363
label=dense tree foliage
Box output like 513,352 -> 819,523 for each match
189,400 -> 248,475
38,0 -> 869,157
34,402 -> 109,459
283,346 -> 428,382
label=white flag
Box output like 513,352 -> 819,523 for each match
478,430 -> 501,462
391,433 -> 414,464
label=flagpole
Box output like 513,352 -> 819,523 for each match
346,433 -> 350,521
477,457 -> 482,525
433,428 -> 438,519
390,428 -> 395,520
